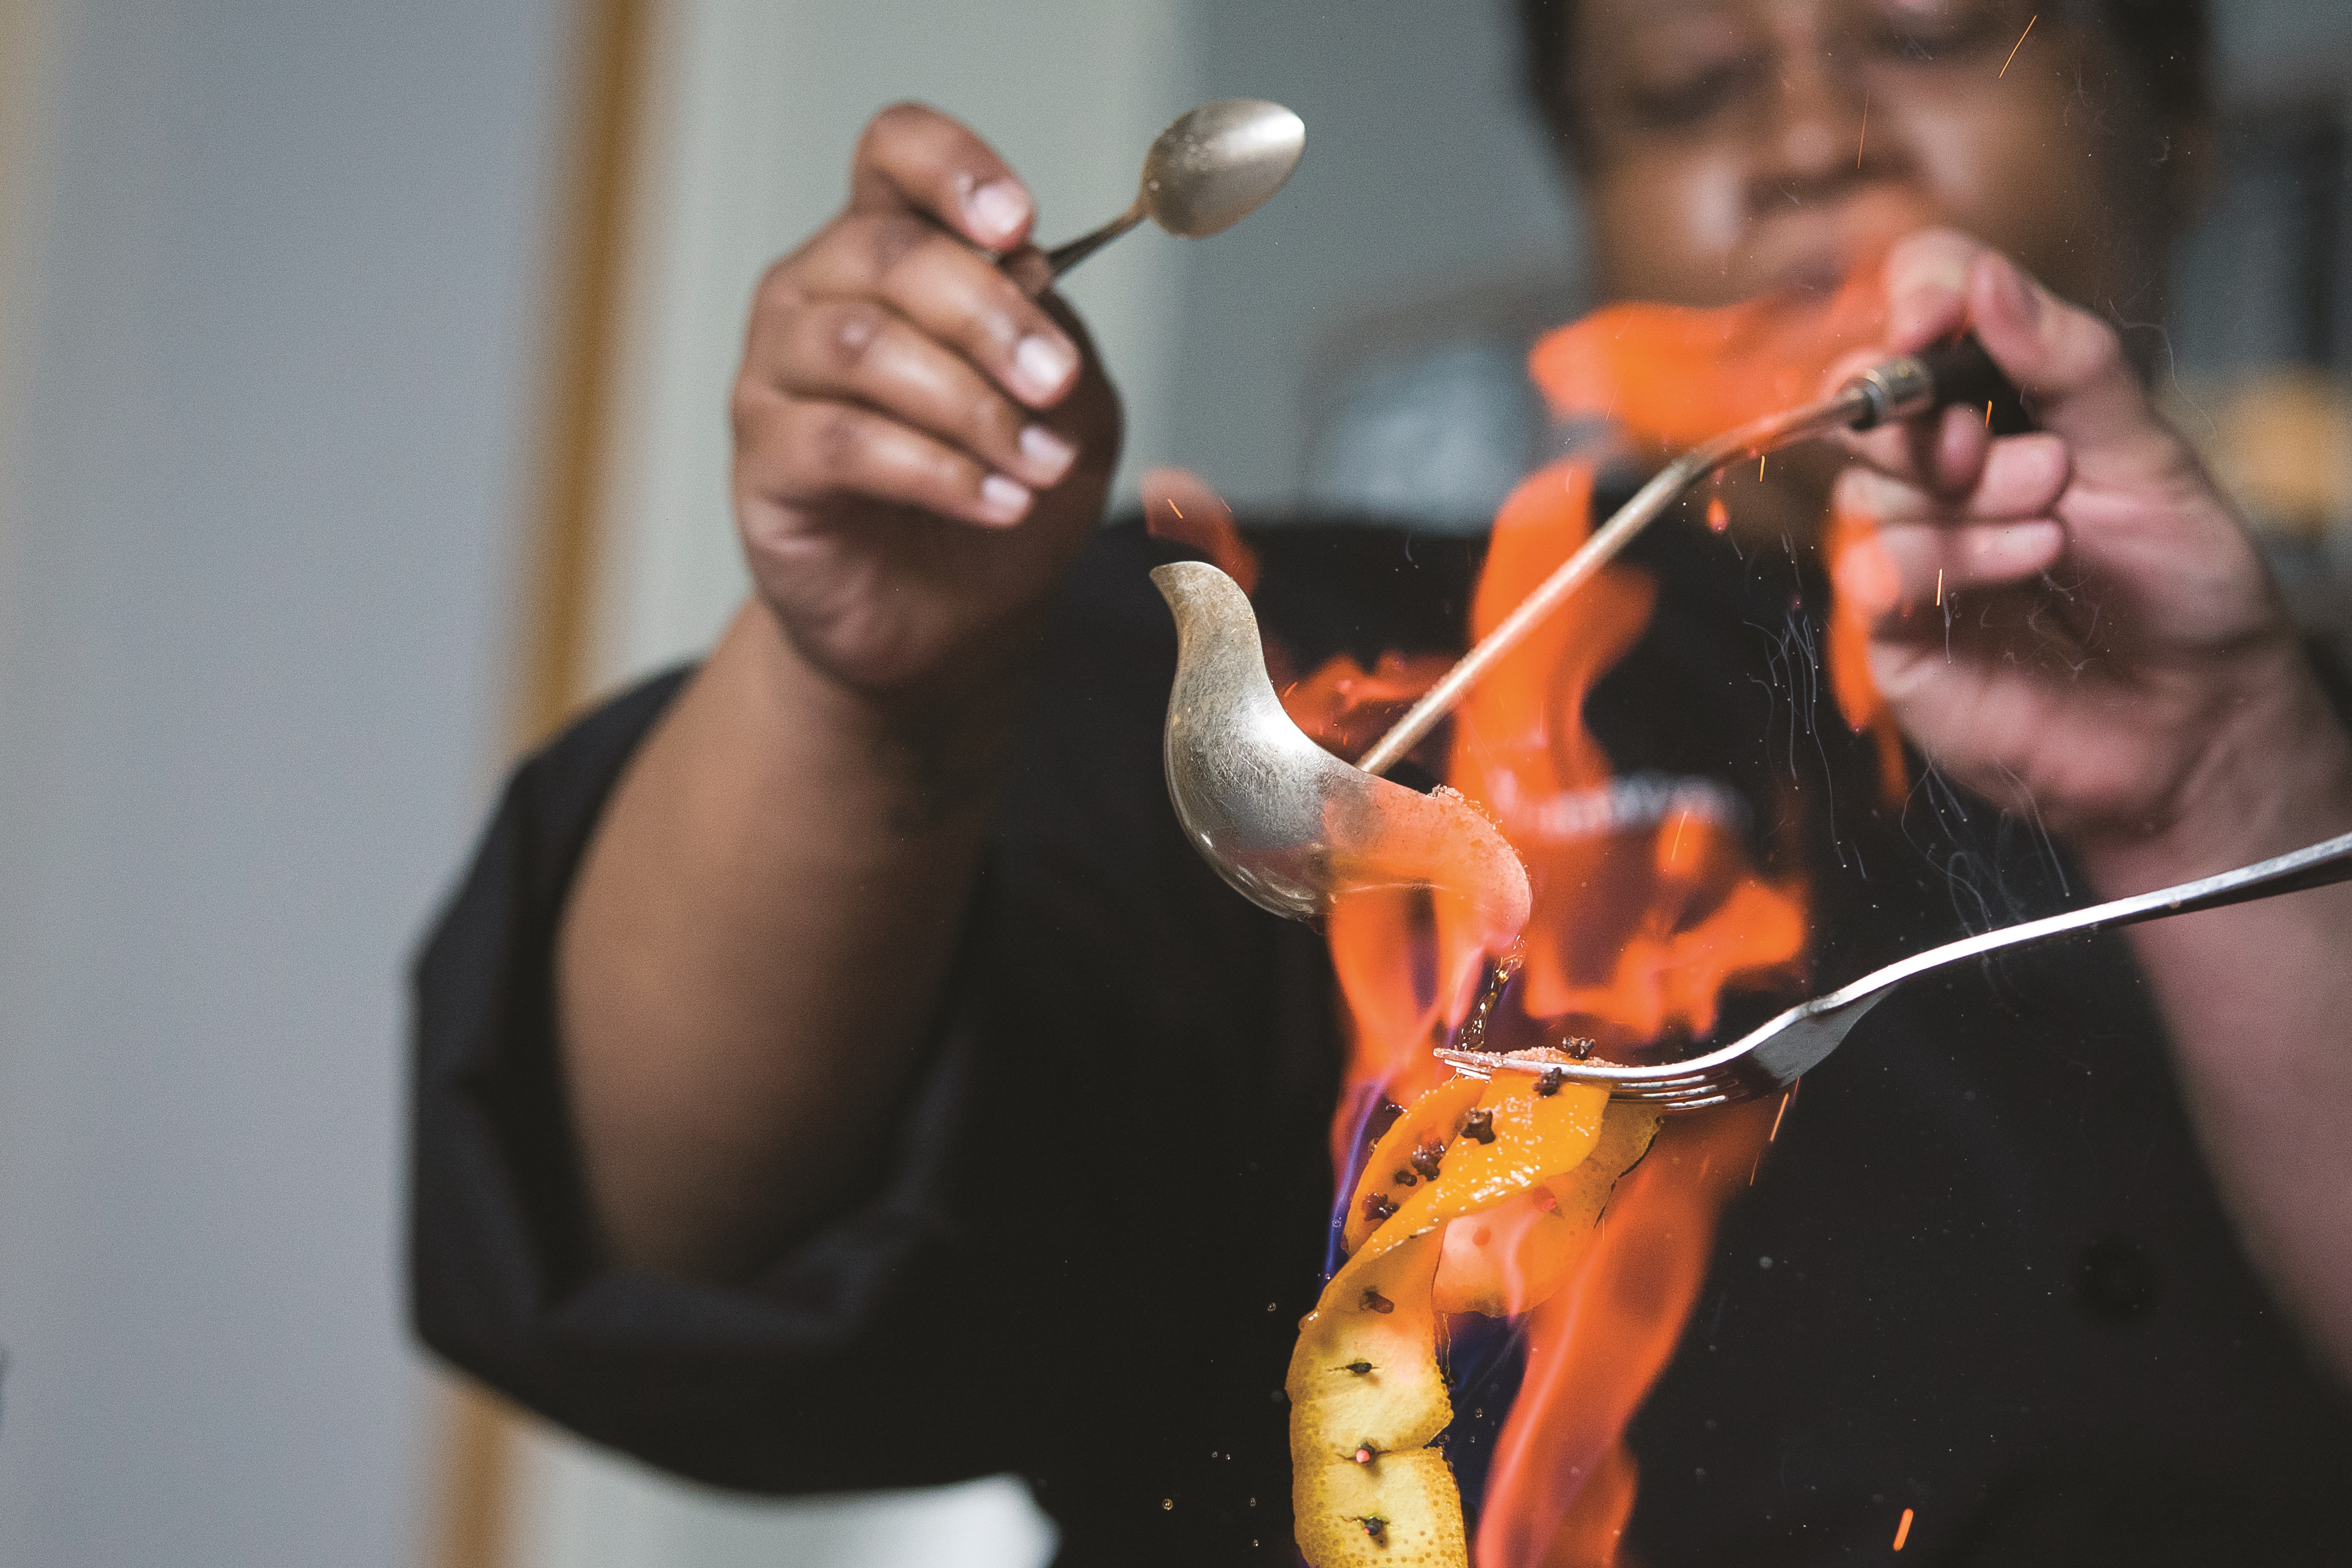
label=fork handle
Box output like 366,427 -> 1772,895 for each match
1833,826 -> 2352,1008
2008,828 -> 2352,938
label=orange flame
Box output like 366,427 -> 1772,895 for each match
1143,466 -> 1259,594
1308,269 -> 1919,1563
1526,268 -> 1888,449
1281,649 -> 1459,764
1481,1102 -> 1783,1568
1827,501 -> 1910,804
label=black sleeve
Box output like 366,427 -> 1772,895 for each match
406,526 -> 1351,1554
408,668 -> 1046,1493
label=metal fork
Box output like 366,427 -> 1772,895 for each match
1435,826 -> 2352,1111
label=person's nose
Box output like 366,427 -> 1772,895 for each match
1746,39 -> 1873,211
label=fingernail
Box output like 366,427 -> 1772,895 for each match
966,179 -> 1030,245
1994,259 -> 2043,326
1893,257 -> 1972,340
1012,335 -> 1076,401
1019,424 -> 1076,482
979,473 -> 1032,524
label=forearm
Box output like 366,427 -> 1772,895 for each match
557,600 -> 1012,1279
2083,678 -> 2352,1384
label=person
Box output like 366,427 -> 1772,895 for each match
411,0 -> 2352,1562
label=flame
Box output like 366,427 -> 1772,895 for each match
1306,271 -> 1919,1563
1452,464 -> 1808,1056
1143,465 -> 1259,594
1526,268 -> 1888,450
1281,649 -> 1459,763
1826,501 -> 1910,804
1480,1102 -> 1782,1568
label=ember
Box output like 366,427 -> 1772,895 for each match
2000,14 -> 2038,76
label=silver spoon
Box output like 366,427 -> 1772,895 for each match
1038,99 -> 1306,279
1152,561 -> 1531,940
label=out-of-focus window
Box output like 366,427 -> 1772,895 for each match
2171,83 -> 2352,681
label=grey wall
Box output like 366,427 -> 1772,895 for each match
0,0 -> 567,1564
1167,0 -> 1581,507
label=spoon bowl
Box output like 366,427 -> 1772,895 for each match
1140,98 -> 1307,238
1041,100 -> 1305,279
1151,561 -> 1529,942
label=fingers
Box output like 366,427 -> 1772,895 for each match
761,296 -> 1076,492
777,217 -> 1079,409
732,103 -> 1110,541
850,102 -> 1035,253
1878,228 -> 1981,350
1960,249 -> 2148,453
1832,437 -> 2071,621
1842,431 -> 2071,524
1834,515 -> 2067,621
1850,227 -> 2150,462
734,379 -> 1035,531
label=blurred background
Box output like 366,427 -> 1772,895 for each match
0,2 -> 2346,1566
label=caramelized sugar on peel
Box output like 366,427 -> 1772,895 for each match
1342,1075 -> 1487,1255
1431,1102 -> 1664,1318
1376,1070 -> 1608,1260
1296,1073 -> 1664,1568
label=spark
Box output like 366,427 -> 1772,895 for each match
1768,1090 -> 1791,1143
1759,452 -> 1768,481
2000,15 -> 2037,77
1985,399 -> 1993,427
1935,567 -> 1945,606
1167,500 -> 1184,519
1894,1507 -> 1915,1550
1668,809 -> 1690,862
1857,92 -> 1869,169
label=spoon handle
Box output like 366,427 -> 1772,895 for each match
1038,206 -> 1147,280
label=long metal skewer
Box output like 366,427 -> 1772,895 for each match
1351,341 -> 1994,777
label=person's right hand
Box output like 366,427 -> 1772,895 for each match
732,103 -> 1121,703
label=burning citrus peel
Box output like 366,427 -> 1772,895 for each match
1289,1054 -> 1665,1563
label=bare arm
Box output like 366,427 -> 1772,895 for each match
557,106 -> 1119,1280
2091,687 -> 2352,1384
1835,232 -> 2352,1381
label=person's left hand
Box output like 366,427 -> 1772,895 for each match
1827,229 -> 2352,886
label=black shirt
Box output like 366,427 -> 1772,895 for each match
410,516 -> 2352,1567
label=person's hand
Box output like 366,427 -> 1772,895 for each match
731,103 -> 1121,703
1829,229 -> 2352,882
